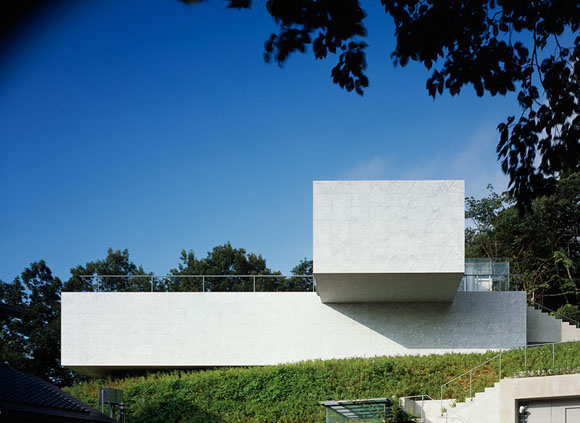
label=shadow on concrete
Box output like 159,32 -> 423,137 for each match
325,292 -> 526,350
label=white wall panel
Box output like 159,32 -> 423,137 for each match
62,291 -> 526,374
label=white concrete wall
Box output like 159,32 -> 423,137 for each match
403,388 -> 501,423
313,180 -> 464,274
313,180 -> 465,302
62,291 -> 526,374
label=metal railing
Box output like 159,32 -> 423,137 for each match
80,274 -> 316,293
80,273 -> 522,294
528,299 -> 580,328
439,342 -> 562,414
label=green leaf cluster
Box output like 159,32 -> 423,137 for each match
0,261 -> 76,386
466,173 -> 580,310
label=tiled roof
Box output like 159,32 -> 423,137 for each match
0,364 -> 114,422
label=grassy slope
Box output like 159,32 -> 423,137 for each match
64,342 -> 580,423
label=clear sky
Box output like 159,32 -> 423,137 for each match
0,0 -> 519,282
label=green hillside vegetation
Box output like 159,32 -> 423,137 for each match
65,341 -> 580,423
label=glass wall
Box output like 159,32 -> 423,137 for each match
459,258 -> 511,292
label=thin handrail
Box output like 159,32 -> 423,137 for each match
528,299 -> 580,327
80,274 -> 314,278
439,341 -> 558,414
80,274 -> 316,293
441,341 -> 558,388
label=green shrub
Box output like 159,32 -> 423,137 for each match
64,341 -> 580,423
556,304 -> 580,326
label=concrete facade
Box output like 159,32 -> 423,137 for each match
313,180 -> 464,302
403,374 -> 580,423
61,179 -> 546,374
61,291 -> 526,375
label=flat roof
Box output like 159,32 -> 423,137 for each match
319,398 -> 392,420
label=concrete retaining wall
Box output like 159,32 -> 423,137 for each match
61,291 -> 526,375
527,306 -> 580,344
405,374 -> 580,423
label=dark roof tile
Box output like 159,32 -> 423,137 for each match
0,364 -> 114,422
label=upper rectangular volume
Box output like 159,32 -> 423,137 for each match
313,180 -> 465,275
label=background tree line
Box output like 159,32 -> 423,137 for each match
2,170 -> 580,387
466,172 -> 580,320
0,243 -> 312,386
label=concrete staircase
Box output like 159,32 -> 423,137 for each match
404,374 -> 580,423
527,305 -> 580,344
440,382 -> 501,423
401,382 -> 502,423
400,306 -> 580,423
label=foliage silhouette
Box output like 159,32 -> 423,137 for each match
181,0 -> 580,209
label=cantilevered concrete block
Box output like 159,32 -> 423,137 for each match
313,180 -> 464,302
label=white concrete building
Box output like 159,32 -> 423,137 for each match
313,180 -> 464,303
61,180 -> 580,375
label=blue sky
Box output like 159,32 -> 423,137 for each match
0,0 -> 519,282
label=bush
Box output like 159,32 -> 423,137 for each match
64,342 -> 580,423
556,304 -> 580,326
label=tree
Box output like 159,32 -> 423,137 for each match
466,173 -> 580,309
64,248 -> 151,292
165,249 -> 206,291
166,244 -> 314,292
181,0 -> 580,209
286,258 -> 314,291
0,277 -> 26,371
465,184 -> 508,258
167,242 -> 281,291
0,261 -> 77,386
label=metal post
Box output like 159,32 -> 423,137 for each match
253,276 -> 256,292
440,386 -> 443,416
119,402 -> 126,423
525,344 -> 527,370
552,343 -> 555,368
499,353 -> 502,381
469,370 -> 472,400
151,276 -> 154,293
202,276 -> 205,292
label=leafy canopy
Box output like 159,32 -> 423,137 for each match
466,173 -> 580,310
166,243 -> 313,292
64,248 -> 151,292
0,261 -> 76,386
181,0 -> 580,209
